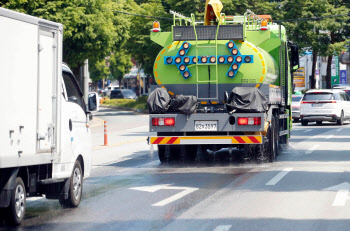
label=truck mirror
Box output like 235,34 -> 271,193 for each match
88,93 -> 98,112
290,44 -> 299,70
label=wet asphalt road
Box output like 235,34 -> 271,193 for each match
3,108 -> 350,231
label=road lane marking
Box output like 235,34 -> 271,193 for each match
214,225 -> 232,231
265,168 -> 293,186
326,135 -> 334,139
336,128 -> 343,132
323,182 -> 350,206
304,129 -> 312,133
333,190 -> 349,206
305,145 -> 319,154
89,117 -> 105,128
130,184 -> 199,207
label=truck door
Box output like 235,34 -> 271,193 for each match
37,28 -> 58,153
61,71 -> 91,164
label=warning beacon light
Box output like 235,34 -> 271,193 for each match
261,19 -> 268,31
152,21 -> 161,32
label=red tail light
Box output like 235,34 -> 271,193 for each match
152,118 -> 159,126
238,117 -> 248,125
238,117 -> 261,125
165,118 -> 175,126
152,117 -> 175,126
302,101 -> 336,104
326,101 -> 337,103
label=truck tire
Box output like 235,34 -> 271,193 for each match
59,161 -> 83,208
274,113 -> 280,157
262,116 -> 276,163
337,111 -> 344,126
316,121 -> 322,125
157,145 -> 184,163
301,120 -> 308,126
242,145 -> 258,161
6,177 -> 26,226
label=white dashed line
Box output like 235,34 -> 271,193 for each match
304,129 -> 312,133
336,128 -> 343,132
266,168 -> 293,186
305,145 -> 320,154
213,225 -> 232,231
326,135 -> 334,139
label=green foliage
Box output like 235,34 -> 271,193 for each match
2,0 -> 349,85
109,49 -> 133,83
103,96 -> 148,110
123,0 -> 170,76
1,0 -> 131,69
90,58 -> 110,82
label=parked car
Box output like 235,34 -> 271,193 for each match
99,88 -> 108,96
292,94 -> 303,122
332,85 -> 350,98
110,89 -> 137,100
300,89 -> 350,126
107,85 -> 125,97
332,84 -> 350,89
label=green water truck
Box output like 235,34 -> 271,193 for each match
148,7 -> 299,162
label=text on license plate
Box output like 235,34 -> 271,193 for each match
312,104 -> 323,107
195,121 -> 218,131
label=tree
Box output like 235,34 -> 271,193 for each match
90,58 -> 110,83
319,0 -> 349,88
282,0 -> 328,89
1,0 -> 131,76
282,0 -> 349,89
124,0 -> 170,76
109,50 -> 133,88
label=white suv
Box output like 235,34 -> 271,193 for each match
300,89 -> 350,126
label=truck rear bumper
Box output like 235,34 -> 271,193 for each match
148,135 -> 263,145
149,113 -> 266,132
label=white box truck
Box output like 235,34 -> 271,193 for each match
0,7 -> 97,225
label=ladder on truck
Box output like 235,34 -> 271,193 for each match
191,13 -> 219,102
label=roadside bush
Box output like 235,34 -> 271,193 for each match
103,96 -> 148,110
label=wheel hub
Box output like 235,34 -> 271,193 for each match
15,184 -> 25,218
73,168 -> 82,200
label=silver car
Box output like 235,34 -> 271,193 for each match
292,94 -> 303,122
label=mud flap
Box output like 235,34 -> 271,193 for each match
60,178 -> 70,201
0,168 -> 19,208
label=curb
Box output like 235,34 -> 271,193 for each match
100,105 -> 149,114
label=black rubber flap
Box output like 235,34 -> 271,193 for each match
147,88 -> 170,114
226,87 -> 268,113
170,95 -> 198,115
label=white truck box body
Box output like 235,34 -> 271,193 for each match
0,7 -> 91,179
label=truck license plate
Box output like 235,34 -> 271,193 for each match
195,121 -> 217,131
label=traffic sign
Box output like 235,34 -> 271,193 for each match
340,70 -> 347,84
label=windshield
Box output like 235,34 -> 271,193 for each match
292,96 -> 303,102
303,93 -> 333,100
122,90 -> 135,97
343,90 -> 350,97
